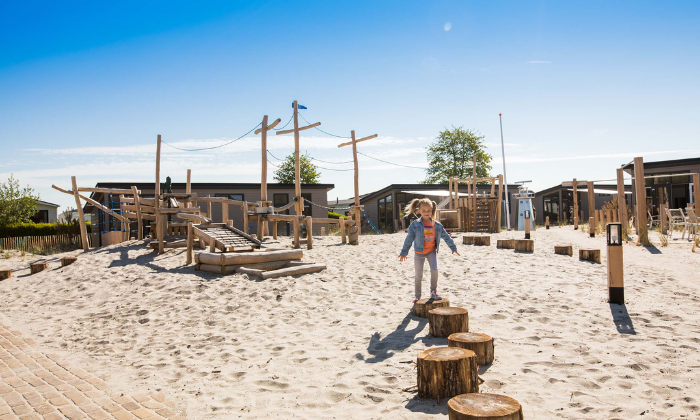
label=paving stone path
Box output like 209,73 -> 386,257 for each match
0,324 -> 185,420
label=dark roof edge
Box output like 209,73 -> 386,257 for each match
620,157 -> 700,171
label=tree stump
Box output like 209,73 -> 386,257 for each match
417,347 -> 478,401
414,298 -> 450,318
348,224 -> 359,245
513,239 -> 534,253
30,262 -> 50,274
462,236 -> 475,245
497,239 -> 514,249
61,257 -> 78,267
554,245 -> 573,256
429,307 -> 469,337
448,333 -> 494,366
448,393 -> 523,420
579,248 -> 601,263
0,270 -> 12,281
473,236 -> 490,246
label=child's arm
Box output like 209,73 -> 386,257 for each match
439,225 -> 459,254
399,225 -> 416,258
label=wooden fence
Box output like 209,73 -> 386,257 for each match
0,234 -> 84,252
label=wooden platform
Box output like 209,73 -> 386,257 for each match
193,223 -> 262,252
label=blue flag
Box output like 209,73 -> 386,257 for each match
293,103 -> 308,109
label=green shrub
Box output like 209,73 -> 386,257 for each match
328,211 -> 347,219
0,221 -> 90,238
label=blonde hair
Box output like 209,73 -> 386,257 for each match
403,198 -> 437,219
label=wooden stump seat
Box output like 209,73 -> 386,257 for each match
448,393 -> 523,420
579,248 -> 601,263
417,347 -> 479,401
496,239 -> 514,249
413,298 -> 450,318
0,270 -> 11,281
463,236 -> 490,246
554,245 -> 573,256
30,262 -> 50,274
429,307 -> 469,337
61,257 -> 78,267
448,332 -> 494,366
513,239 -> 534,253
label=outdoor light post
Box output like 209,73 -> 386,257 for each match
524,210 -> 531,239
607,223 -> 624,304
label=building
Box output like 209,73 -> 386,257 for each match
358,183 -> 520,233
31,201 -> 60,224
621,157 -> 700,219
85,182 -> 335,236
534,184 -> 631,226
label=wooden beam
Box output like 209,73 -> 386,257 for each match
694,173 -> 700,212
222,201 -> 228,224
472,156 -> 477,232
52,184 -> 127,222
587,181 -> 595,228
633,157 -> 648,243
337,134 -> 378,148
616,168 -> 628,236
155,134 -> 164,254
496,174 -> 503,232
561,180 -> 589,187
71,177 -> 89,251
254,117 -> 281,134
275,121 -> 321,135
572,178 -> 579,229
306,216 -> 313,250
77,187 -> 138,194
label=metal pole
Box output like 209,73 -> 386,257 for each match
499,113 -> 511,229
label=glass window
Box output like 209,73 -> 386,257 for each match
273,193 -> 290,236
301,193 -> 312,217
378,193 -> 394,231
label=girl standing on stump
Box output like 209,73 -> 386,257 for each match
399,198 -> 459,303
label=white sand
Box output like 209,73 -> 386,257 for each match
1,227 -> 700,419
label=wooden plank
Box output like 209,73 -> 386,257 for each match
306,216 -> 313,250
120,197 -> 135,203
157,208 -> 201,214
140,198 -> 155,206
259,263 -> 326,280
198,249 -> 304,266
78,187 -> 137,194
694,173 -> 700,212
572,178 -> 579,229
561,180 -> 588,187
587,181 -> 595,228
222,201 -> 229,224
616,168 -> 628,236
131,186 -> 143,240
275,121 -> 320,135
71,177 -> 89,251
633,157 -> 647,241
155,134 -> 163,254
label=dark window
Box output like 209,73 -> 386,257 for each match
378,194 -> 394,231
31,210 -> 49,224
215,193 -> 244,201
542,192 -> 559,225
273,193 -> 290,236
301,193 -> 312,217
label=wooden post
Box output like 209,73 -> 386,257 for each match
417,347 -> 478,400
616,168 -> 628,237
255,115 -> 281,236
206,194 -> 212,219
524,213 -> 531,239
71,176 -> 89,251
306,216 -> 313,249
155,135 -> 165,254
587,181 -> 595,228
633,157 -> 648,244
243,202 -> 249,234
572,178 -> 578,229
340,218 -> 347,244
321,226 -> 326,236
186,222 -> 193,265
131,186 -> 142,240
257,212 -> 264,240
222,201 -> 229,225
272,219 -> 278,239
694,173 -> 700,212
496,175 -> 503,232
337,130 -> 377,237
545,215 -> 549,229
472,156 -> 477,232
607,234 -> 624,304
589,217 -> 595,237
447,332 -> 494,366
186,169 -> 191,208
449,176 -> 454,210
293,216 -> 300,249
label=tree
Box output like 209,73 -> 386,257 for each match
0,174 -> 40,226
422,127 -> 493,184
273,152 -> 321,184
60,207 -> 76,224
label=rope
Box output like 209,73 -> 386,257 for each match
363,209 -> 383,234
298,111 -> 351,138
311,157 -> 354,164
357,151 -> 431,169
273,114 -> 294,131
304,198 -> 352,211
268,150 -> 353,171
161,122 -> 262,151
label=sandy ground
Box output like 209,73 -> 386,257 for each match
1,226 -> 700,419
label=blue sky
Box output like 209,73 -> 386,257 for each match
1,1 -> 699,210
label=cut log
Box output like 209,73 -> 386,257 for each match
413,298 -> 450,318
496,239 -> 514,249
554,245 -> 573,256
448,393 -> 523,420
447,332 -> 494,366
513,239 -> 534,253
196,264 -> 237,275
579,248 -> 601,263
473,236 -> 490,246
240,263 -> 326,280
429,307 -> 469,337
60,257 -> 78,267
417,347 -> 478,401
0,270 -> 11,281
30,262 -> 50,274
197,249 -> 303,266
462,236 -> 475,245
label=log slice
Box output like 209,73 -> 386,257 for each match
61,257 -> 78,267
414,298 -> 450,318
579,249 -> 601,263
30,263 -> 49,274
417,347 -> 478,401
429,307 -> 469,337
513,239 -> 534,253
0,270 -> 11,281
448,393 -> 523,420
554,245 -> 573,256
448,332 -> 494,366
497,239 -> 514,249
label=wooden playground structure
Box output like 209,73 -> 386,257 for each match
441,157 -> 505,233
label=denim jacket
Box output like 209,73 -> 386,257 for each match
400,218 -> 457,256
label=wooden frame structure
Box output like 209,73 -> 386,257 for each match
448,160 -> 504,233
337,130 -> 378,236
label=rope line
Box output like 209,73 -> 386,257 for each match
268,150 -> 353,171
161,123 -> 262,151
356,151 -> 431,169
273,114 -> 294,131
298,111 -> 351,138
311,157 -> 355,164
304,199 -> 352,212
363,210 -> 383,234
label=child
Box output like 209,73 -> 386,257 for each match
399,198 -> 460,303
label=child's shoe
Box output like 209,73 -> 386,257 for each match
430,289 -> 442,300
412,298 -> 419,304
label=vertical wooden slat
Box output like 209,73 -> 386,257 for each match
72,176 -> 89,251
616,168 -> 628,236
634,157 -> 648,243
572,178 -> 579,229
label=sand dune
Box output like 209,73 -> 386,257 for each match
1,226 -> 699,419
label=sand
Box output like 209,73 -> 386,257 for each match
1,226 -> 700,419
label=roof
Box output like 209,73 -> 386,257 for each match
535,183 -> 632,197
37,200 -> 60,208
94,182 -> 335,191
620,157 -> 700,172
359,183 -> 520,204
